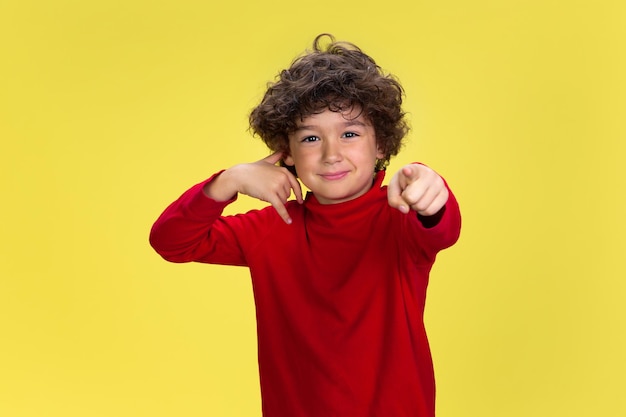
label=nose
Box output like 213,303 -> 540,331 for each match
322,139 -> 342,164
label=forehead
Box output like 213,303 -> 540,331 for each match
294,106 -> 371,129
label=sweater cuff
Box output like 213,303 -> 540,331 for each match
417,206 -> 446,228
184,171 -> 238,218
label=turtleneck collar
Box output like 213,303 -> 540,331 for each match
302,170 -> 387,227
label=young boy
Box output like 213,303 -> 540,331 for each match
150,34 -> 461,417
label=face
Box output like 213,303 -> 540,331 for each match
284,107 -> 384,204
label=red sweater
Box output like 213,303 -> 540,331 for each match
150,170 -> 461,417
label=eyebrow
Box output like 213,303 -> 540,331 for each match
294,119 -> 368,132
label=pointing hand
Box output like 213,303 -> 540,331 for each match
387,164 -> 448,216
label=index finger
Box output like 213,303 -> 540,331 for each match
268,198 -> 293,225
261,151 -> 284,165
400,164 -> 421,184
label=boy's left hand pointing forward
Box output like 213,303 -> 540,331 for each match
387,163 -> 449,216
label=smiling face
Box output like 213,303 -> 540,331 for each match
284,107 -> 384,204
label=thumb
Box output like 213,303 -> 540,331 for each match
387,174 -> 410,214
261,151 -> 284,165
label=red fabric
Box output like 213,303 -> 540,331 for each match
150,170 -> 461,417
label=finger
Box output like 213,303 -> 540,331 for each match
279,183 -> 292,203
274,170 -> 302,204
286,172 -> 304,204
389,196 -> 410,213
410,183 -> 447,214
261,151 -> 284,165
402,168 -> 444,210
387,180 -> 410,213
400,164 -> 421,184
401,180 -> 430,211
268,198 -> 293,225
418,187 -> 449,216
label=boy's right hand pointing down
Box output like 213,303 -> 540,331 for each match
203,151 -> 304,225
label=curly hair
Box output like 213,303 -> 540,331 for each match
249,34 -> 409,172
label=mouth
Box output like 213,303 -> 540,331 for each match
319,171 -> 349,181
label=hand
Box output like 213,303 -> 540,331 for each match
387,164 -> 449,216
204,152 -> 303,224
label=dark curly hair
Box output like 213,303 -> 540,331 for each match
249,34 -> 409,172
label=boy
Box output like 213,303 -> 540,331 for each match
150,34 -> 461,417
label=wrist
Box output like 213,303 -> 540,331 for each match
202,169 -> 238,201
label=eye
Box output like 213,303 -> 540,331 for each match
342,131 -> 359,138
301,135 -> 319,143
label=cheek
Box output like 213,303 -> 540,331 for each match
363,143 -> 384,161
291,147 -> 317,164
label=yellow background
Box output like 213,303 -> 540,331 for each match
1,0 -> 625,416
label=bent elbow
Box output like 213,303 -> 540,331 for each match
148,228 -> 193,264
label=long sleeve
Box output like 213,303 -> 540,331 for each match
149,173 -> 247,266
392,164 -> 461,261
413,182 -> 462,255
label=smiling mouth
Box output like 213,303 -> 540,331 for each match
320,171 -> 349,180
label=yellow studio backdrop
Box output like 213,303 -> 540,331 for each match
1,0 -> 624,416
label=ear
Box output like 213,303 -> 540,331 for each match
283,153 -> 295,166
376,146 -> 385,160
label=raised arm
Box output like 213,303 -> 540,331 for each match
149,152 -> 303,264
204,151 -> 303,224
